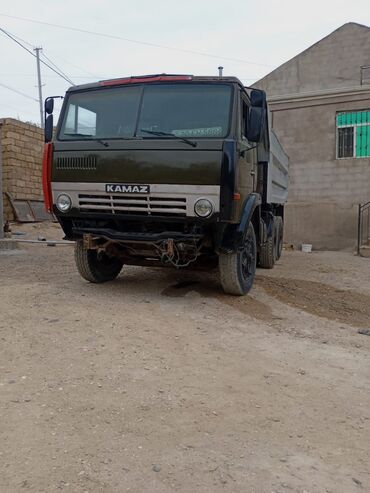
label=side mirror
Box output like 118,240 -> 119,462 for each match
43,96 -> 63,141
250,89 -> 266,108
45,114 -> 53,143
246,89 -> 266,143
45,98 -> 54,115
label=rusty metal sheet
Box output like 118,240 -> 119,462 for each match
8,198 -> 34,222
29,201 -> 54,221
5,193 -> 54,222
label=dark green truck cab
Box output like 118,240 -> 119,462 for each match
43,74 -> 289,295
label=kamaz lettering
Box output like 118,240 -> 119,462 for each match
105,184 -> 150,194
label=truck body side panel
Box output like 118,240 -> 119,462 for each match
266,129 -> 289,205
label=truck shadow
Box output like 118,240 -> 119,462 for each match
160,275 -> 274,322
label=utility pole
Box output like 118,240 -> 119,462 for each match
34,46 -> 44,128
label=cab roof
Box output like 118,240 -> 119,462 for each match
66,73 -> 247,93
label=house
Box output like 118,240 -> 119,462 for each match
254,22 -> 370,249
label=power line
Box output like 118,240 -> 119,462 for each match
2,24 -> 101,78
0,13 -> 273,68
0,27 -> 75,85
6,29 -> 34,48
0,81 -> 38,101
0,73 -> 101,79
43,51 -> 100,78
41,51 -> 75,83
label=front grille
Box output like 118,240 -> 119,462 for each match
78,193 -> 187,216
56,156 -> 97,170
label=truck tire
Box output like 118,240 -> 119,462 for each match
274,216 -> 283,261
258,223 -> 275,269
74,240 -> 123,283
219,223 -> 257,296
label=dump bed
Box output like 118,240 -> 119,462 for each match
266,129 -> 289,205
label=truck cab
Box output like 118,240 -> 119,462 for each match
43,74 -> 288,295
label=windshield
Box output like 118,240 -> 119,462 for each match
58,83 -> 233,140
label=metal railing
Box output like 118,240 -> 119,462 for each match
357,201 -> 370,255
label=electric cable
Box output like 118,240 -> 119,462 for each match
0,27 -> 75,85
41,51 -> 75,83
0,13 -> 272,67
0,81 -> 38,101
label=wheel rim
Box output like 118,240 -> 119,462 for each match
240,232 -> 255,281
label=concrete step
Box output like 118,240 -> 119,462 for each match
360,245 -> 370,258
0,239 -> 18,250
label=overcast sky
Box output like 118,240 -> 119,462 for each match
0,0 -> 369,125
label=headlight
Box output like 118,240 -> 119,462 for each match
56,193 -> 72,212
194,198 -> 213,218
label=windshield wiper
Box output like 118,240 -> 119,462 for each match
140,129 -> 197,148
63,133 -> 109,148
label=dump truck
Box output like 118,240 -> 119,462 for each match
42,74 -> 289,295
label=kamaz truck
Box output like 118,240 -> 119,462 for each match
42,74 -> 289,295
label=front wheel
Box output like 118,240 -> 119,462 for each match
74,240 -> 123,283
219,223 -> 257,296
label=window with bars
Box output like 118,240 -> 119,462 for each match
336,111 -> 370,158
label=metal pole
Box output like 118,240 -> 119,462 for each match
357,203 -> 362,255
34,46 -> 44,128
0,123 -> 4,239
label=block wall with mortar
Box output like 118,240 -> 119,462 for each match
255,23 -> 370,249
0,118 -> 44,221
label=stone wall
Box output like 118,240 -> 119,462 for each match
0,118 -> 44,221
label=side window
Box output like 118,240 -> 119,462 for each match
64,104 -> 76,134
337,110 -> 370,158
241,98 -> 249,139
77,107 -> 97,136
63,104 -> 97,136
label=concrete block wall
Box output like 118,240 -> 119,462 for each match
257,23 -> 370,97
254,23 -> 370,249
270,98 -> 370,249
0,118 -> 44,221
272,100 -> 370,205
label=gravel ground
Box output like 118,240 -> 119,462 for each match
0,222 -> 370,493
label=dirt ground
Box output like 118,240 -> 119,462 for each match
1,222 -> 370,493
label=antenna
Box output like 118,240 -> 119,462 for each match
218,66 -> 224,77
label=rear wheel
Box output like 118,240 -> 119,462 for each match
274,216 -> 284,261
219,223 -> 257,296
74,240 -> 123,283
258,222 -> 275,269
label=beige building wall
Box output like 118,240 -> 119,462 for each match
257,23 -> 370,96
255,22 -> 370,249
0,118 -> 44,221
271,91 -> 370,249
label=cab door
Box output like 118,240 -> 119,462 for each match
237,93 -> 257,200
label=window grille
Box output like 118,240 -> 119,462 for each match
336,111 -> 370,159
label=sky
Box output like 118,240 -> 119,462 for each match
0,0 -> 369,125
